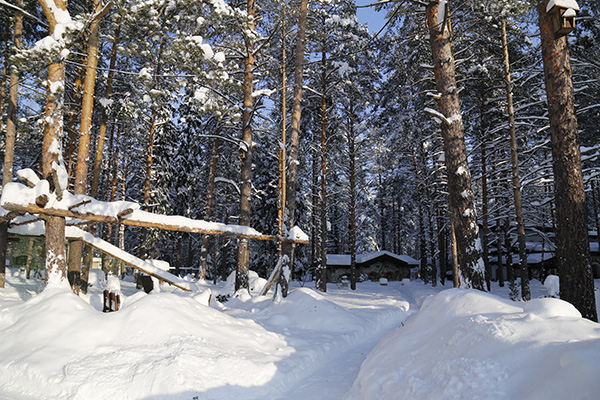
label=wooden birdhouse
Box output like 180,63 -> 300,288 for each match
546,0 -> 580,38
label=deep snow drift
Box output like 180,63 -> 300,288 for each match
0,269 -> 599,400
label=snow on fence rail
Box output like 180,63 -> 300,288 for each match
0,180 -> 309,244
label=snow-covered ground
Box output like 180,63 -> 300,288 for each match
0,269 -> 599,399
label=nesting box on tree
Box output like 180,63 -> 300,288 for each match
546,0 -> 580,38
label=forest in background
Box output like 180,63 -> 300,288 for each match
0,0 -> 599,310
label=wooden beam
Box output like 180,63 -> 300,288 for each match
2,201 -> 309,244
0,211 -> 22,224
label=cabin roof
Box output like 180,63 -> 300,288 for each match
327,251 -> 419,267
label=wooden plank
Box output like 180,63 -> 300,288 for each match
67,227 -> 196,292
0,211 -> 22,224
7,227 -> 197,292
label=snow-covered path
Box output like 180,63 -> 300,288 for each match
272,282 -> 438,399
279,323 -> 391,400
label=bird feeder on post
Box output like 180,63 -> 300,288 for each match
546,0 -> 580,38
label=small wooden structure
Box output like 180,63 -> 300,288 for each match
102,290 -> 120,312
546,0 -> 579,38
1,177 -> 308,294
325,251 -> 419,283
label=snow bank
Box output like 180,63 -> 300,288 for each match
0,286 -> 293,400
346,289 -> 600,400
267,288 -> 363,333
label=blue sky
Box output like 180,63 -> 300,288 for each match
355,0 -> 387,33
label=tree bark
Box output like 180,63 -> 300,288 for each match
593,180 -> 600,260
39,0 -> 69,285
90,12 -> 121,198
422,146 -> 437,287
236,0 -> 256,292
426,1 -> 484,290
278,1 -> 287,254
438,209 -> 447,286
68,0 -> 107,293
348,97 -> 357,290
281,0 -> 308,287
199,136 -> 220,280
537,0 -> 597,321
496,218 -> 504,287
377,151 -> 386,250
64,64 -> 85,180
413,149 -> 427,283
502,18 -> 530,301
316,40 -> 328,293
0,1 -> 22,288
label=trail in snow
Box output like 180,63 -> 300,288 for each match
278,323 -> 392,400
274,282 -> 440,399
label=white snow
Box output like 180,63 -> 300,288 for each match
287,226 -> 308,242
544,274 -> 560,297
437,0 -> 447,28
51,161 -> 68,193
0,274 -> 599,399
456,165 -> 467,175
346,287 -> 600,400
17,168 -> 40,186
547,0 -> 580,12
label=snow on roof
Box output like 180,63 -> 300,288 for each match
546,0 -> 580,12
288,226 -> 309,242
327,251 -> 420,267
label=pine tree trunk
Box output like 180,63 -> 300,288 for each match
423,147 -> 437,287
450,218 -> 459,288
592,180 -> 600,258
39,0 -> 70,285
504,216 -> 514,284
480,140 -> 491,290
276,2 -> 289,296
67,1 -> 106,293
64,65 -> 84,181
236,0 -> 256,292
438,209 -> 447,286
90,12 -> 120,198
501,18 -> 530,301
426,1 -> 484,290
377,152 -> 386,250
200,136 -> 220,280
537,0 -> 597,321
478,84 -> 491,291
0,2 -> 22,288
316,42 -> 328,293
311,130 -> 319,268
0,23 -> 7,134
105,125 -> 120,246
281,0 -> 308,288
496,218 -> 504,287
278,1 -> 287,254
413,149 -> 427,283
348,97 -> 357,290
